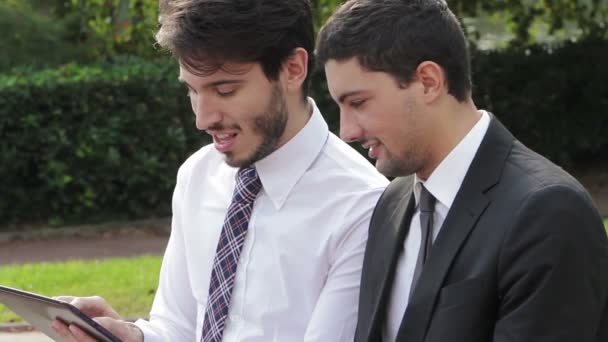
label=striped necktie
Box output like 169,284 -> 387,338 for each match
201,167 -> 262,342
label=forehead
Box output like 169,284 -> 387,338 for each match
324,57 -> 397,98
324,57 -> 366,80
178,61 -> 260,83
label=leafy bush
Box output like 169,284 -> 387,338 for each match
0,57 -> 202,227
472,38 -> 608,165
1,39 -> 606,228
0,0 -> 163,73
0,2 -> 87,71
51,0 -> 162,61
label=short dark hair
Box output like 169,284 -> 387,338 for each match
156,0 -> 315,99
316,0 -> 472,102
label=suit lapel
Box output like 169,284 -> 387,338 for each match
396,187 -> 490,342
360,176 -> 415,341
396,115 -> 515,342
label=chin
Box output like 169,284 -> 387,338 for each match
223,152 -> 241,168
224,157 -> 248,168
374,160 -> 393,177
223,139 -> 277,168
376,159 -> 414,178
224,151 -> 257,168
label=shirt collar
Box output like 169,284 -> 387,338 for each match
254,98 -> 329,210
414,110 -> 490,209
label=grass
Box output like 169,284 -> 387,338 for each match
1,219 -> 607,323
0,256 -> 161,323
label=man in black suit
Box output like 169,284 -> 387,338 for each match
316,0 -> 608,341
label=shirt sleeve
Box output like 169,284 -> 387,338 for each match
135,165 -> 198,342
303,188 -> 384,342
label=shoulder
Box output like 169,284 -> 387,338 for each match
503,141 -> 593,204
297,133 -> 388,230
372,176 -> 414,208
368,175 -> 414,222
312,133 -> 388,191
497,143 -> 604,249
176,143 -> 228,185
384,176 -> 415,198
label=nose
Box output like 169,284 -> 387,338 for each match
339,109 -> 363,143
191,93 -> 222,130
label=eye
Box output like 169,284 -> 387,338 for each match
216,85 -> 237,97
184,85 -> 196,98
350,99 -> 366,109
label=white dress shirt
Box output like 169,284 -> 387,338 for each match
383,111 -> 490,342
135,99 -> 388,342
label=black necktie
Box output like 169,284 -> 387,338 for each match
409,184 -> 436,298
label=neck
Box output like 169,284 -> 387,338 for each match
417,99 -> 480,180
276,95 -> 312,148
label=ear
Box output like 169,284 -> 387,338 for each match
415,61 -> 446,103
282,47 -> 308,93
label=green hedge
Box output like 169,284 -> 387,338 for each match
472,38 -> 608,164
1,40 -> 607,227
0,2 -> 86,72
0,57 -> 201,227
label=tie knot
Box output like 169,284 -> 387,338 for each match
419,184 -> 436,213
233,167 -> 262,204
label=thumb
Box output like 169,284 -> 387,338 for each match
71,296 -> 121,319
94,317 -> 144,342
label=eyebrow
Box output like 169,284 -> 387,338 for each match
177,78 -> 244,89
338,90 -> 366,104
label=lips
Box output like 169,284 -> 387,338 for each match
368,144 -> 380,159
213,132 -> 238,153
363,141 -> 381,160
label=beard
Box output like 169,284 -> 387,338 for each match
224,84 -> 288,168
375,93 -> 425,178
375,149 -> 421,178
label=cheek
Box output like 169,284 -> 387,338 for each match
188,95 -> 198,114
355,109 -> 388,134
366,113 -> 403,148
339,110 -> 358,129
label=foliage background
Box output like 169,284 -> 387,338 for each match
0,58 -> 199,226
1,0 -> 606,228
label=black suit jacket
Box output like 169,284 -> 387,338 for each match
355,116 -> 608,342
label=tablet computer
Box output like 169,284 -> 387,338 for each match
0,285 -> 122,342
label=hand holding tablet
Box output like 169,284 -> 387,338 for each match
0,285 -> 124,342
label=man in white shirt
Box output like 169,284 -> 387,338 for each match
316,1 -> 608,342
51,0 -> 387,341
